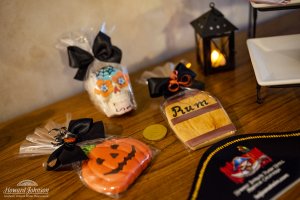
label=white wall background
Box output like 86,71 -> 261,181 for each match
0,0 -> 285,122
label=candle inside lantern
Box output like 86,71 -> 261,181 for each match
185,62 -> 192,68
211,49 -> 226,68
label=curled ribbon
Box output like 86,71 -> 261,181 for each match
46,118 -> 105,171
67,31 -> 122,81
168,70 -> 192,92
147,63 -> 205,98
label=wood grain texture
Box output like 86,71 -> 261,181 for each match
1,11 -> 300,200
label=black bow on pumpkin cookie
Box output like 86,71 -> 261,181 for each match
46,118 -> 105,171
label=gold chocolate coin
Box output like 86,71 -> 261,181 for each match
143,124 -> 167,141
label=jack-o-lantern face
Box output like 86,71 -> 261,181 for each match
81,138 -> 152,195
88,65 -> 135,117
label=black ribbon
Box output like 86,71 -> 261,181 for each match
67,31 -> 122,81
46,118 -> 105,171
147,63 -> 205,98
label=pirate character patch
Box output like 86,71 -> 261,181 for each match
189,130 -> 300,200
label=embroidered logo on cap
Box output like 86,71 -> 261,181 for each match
220,146 -> 272,184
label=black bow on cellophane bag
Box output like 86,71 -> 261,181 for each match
59,26 -> 137,117
147,62 -> 205,98
147,63 -> 237,151
66,30 -> 122,81
19,118 -> 106,170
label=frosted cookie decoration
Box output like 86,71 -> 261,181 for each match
80,138 -> 153,196
85,64 -> 136,117
65,30 -> 136,117
47,136 -> 154,197
162,90 -> 236,150
147,63 -> 236,150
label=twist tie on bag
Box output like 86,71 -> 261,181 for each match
67,31 -> 122,80
147,63 -> 205,98
49,127 -> 76,146
46,118 -> 105,171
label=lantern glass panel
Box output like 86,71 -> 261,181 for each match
196,34 -> 204,67
210,36 -> 229,68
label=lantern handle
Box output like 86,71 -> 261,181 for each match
209,2 -> 215,9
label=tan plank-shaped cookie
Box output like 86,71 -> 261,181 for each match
162,90 -> 236,150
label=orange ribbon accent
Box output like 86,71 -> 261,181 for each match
64,137 -> 76,143
168,70 -> 192,92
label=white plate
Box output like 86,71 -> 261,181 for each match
250,0 -> 300,9
247,34 -> 300,86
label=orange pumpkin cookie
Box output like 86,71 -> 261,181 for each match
81,138 -> 152,195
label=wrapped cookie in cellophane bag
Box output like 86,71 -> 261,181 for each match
46,136 -> 157,198
147,62 -> 236,151
19,116 -> 107,158
58,25 -> 137,117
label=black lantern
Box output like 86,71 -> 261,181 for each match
191,2 -> 238,75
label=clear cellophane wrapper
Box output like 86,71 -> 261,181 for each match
19,116 -> 71,156
57,25 -> 137,117
19,114 -> 121,157
74,137 -> 158,198
137,62 -> 175,85
161,89 -> 236,151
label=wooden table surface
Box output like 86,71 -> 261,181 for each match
1,11 -> 300,200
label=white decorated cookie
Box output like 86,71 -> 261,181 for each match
85,62 -> 136,117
